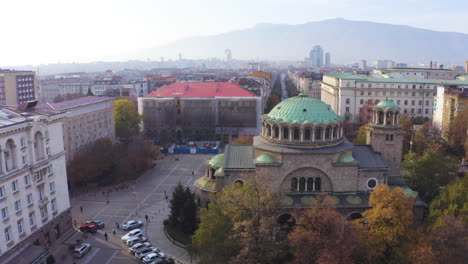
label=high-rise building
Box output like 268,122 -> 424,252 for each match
309,45 -> 324,67
0,69 -> 37,106
0,103 -> 71,263
224,49 -> 232,62
325,52 -> 331,67
359,60 -> 367,70
466,61 -> 468,73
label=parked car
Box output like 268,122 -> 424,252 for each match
73,243 -> 91,258
129,242 -> 152,254
135,247 -> 159,259
79,223 -> 97,234
121,229 -> 142,242
162,258 -> 175,264
142,253 -> 163,264
122,220 -> 143,230
149,259 -> 164,264
126,235 -> 148,246
85,219 -> 105,229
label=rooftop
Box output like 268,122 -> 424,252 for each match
352,145 -> 388,169
325,72 -> 468,85
144,82 -> 257,98
36,96 -> 114,111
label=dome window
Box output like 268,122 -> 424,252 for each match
303,109 -> 307,112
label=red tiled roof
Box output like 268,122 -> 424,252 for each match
36,96 -> 114,111
144,82 -> 256,98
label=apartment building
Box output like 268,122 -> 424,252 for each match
291,72 -> 323,99
0,103 -> 71,263
36,96 -> 115,162
432,85 -> 468,141
372,67 -> 460,80
321,72 -> 468,122
39,77 -> 93,103
0,69 -> 37,106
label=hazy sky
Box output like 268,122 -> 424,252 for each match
1,0 -> 467,66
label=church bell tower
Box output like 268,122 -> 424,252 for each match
366,100 -> 403,176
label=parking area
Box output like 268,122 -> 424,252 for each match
52,154 -> 213,264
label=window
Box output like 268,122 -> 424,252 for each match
49,182 -> 55,194
27,194 -> 33,205
4,227 -> 11,243
360,91 -> 364,95
299,178 -> 306,192
51,199 -> 57,212
315,127 -> 323,140
418,109 -> 422,114
397,100 -> 400,105
425,109 -> 429,114
304,129 -> 311,140
291,178 -> 298,192
412,92 -> 415,96
38,186 -> 45,201
368,91 -> 372,96
360,99 -> 364,104
411,109 -> 415,114
0,186 -> 4,199
383,92 -> 386,96
12,180 -> 18,193
22,156 -> 27,166
306,178 -> 314,191
40,206 -> 47,220
411,100 -> 415,106
425,101 -> 429,106
293,128 -> 300,140
367,178 -> 378,189
17,219 -> 23,235
282,127 -> 289,140
315,178 -> 321,191
418,100 -> 422,105
404,100 -> 408,105
14,200 -> 21,212
24,175 -> 30,186
1,207 -> 8,220
345,98 -> 350,104
29,212 -> 35,227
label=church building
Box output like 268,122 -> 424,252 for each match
195,94 -> 426,224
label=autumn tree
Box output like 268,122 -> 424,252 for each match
446,110 -> 468,156
352,124 -> 368,144
399,116 -> 413,154
402,152 -> 457,202
114,99 -> 141,140
358,99 -> 374,124
412,122 -> 444,155
288,195 -> 363,264
355,184 -> 415,264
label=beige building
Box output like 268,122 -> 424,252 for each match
0,69 -> 37,106
37,96 -> 115,162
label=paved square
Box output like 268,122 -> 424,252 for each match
52,154 -> 213,264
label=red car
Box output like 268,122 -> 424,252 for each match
79,223 -> 97,233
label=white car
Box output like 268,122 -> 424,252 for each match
142,253 -> 163,264
135,247 -> 159,259
126,235 -> 148,246
121,229 -> 142,242
122,220 -> 143,230
129,242 -> 152,253
73,243 -> 91,258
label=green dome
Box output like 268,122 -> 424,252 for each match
262,93 -> 344,125
214,168 -> 225,177
335,152 -> 356,164
208,154 -> 224,169
374,99 -> 399,110
255,153 -> 280,164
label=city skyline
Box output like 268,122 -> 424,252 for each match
1,0 -> 468,66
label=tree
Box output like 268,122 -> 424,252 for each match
232,136 -> 253,145
114,99 -> 141,140
399,115 -> 413,154
288,195 -> 363,264
402,152 -> 457,202
412,122 -> 444,155
355,184 -> 415,264
87,87 -> 94,96
427,214 -> 467,263
358,99 -> 374,124
190,202 -> 240,264
168,183 -> 198,234
429,176 -> 468,227
446,110 -> 468,156
353,124 -> 368,144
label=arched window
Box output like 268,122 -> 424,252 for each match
332,127 -> 337,138
274,126 -> 279,138
293,128 -> 300,140
346,98 -> 350,104
325,127 -> 331,140
34,132 -> 45,161
378,111 -> 384,124
304,128 -> 311,140
386,111 -> 393,125
5,139 -> 16,171
314,178 -> 321,191
390,134 -> 394,141
385,134 -> 389,141
267,124 -> 271,136
299,178 -> 306,192
315,127 -> 322,140
306,178 -> 314,191
291,178 -> 298,192
283,127 -> 289,140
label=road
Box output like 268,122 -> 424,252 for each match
52,154 -> 213,264
280,73 -> 288,101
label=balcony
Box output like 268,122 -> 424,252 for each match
38,196 -> 49,207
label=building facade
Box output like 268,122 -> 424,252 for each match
0,104 -> 71,263
432,85 -> 468,141
309,45 -> 324,67
0,70 -> 37,106
372,67 -> 460,80
195,95 -> 425,224
321,72 -> 468,122
36,97 -> 115,162
139,82 -> 261,144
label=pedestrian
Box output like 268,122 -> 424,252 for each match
106,198 -> 109,204
115,222 -> 119,229
73,219 -> 77,227
104,232 -> 108,241
192,171 -> 194,177
112,229 -> 116,235
80,206 -> 83,213
145,214 -> 149,222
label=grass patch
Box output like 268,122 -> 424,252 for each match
165,225 -> 192,245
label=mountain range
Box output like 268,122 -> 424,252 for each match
148,18 -> 468,66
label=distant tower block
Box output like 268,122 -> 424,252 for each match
325,52 -> 331,67
466,61 -> 468,73
225,49 -> 232,62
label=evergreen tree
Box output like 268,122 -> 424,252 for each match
87,87 -> 94,96
168,182 -> 197,234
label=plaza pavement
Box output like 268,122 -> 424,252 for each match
51,154 -> 213,264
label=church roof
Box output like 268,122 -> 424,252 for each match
374,99 -> 399,110
255,153 -> 280,164
261,93 -> 344,125
352,145 -> 388,169
335,152 -> 357,164
207,154 -> 225,169
224,145 -> 255,169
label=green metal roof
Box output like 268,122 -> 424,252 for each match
224,145 -> 255,169
262,93 -> 344,125
374,99 -> 399,110
335,152 -> 356,164
214,168 -> 225,177
194,177 -> 217,192
324,72 -> 468,85
255,153 -> 280,164
208,154 -> 225,169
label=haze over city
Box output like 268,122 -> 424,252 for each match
1,0 -> 468,65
